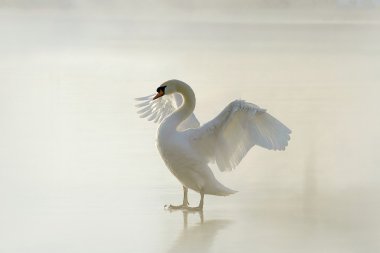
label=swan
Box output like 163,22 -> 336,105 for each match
136,79 -> 291,211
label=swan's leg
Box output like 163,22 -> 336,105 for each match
188,191 -> 204,211
167,186 -> 189,209
200,191 -> 204,209
183,186 -> 189,206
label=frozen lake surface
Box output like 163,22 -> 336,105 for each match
0,7 -> 379,253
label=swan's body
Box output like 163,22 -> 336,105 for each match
136,80 -> 291,210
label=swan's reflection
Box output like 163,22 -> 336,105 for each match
167,210 -> 232,253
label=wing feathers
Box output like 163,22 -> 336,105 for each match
190,100 -> 291,171
135,94 -> 155,101
135,93 -> 200,129
136,92 -> 291,172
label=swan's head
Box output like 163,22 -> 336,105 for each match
153,80 -> 180,100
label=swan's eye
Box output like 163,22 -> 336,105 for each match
156,86 -> 167,93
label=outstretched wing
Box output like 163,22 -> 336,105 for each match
189,100 -> 291,171
135,93 -> 200,130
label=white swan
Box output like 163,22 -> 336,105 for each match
136,80 -> 291,210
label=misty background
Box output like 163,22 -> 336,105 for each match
0,1 -> 379,253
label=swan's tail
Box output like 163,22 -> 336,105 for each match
204,179 -> 237,196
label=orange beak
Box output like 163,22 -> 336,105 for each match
153,90 -> 164,100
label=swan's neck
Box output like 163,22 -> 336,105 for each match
164,83 -> 196,131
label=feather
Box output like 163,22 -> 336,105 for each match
135,93 -> 200,129
189,100 -> 291,171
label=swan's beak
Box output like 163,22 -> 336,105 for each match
153,90 -> 164,100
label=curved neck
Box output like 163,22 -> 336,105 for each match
164,82 -> 196,131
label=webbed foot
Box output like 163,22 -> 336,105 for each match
165,204 -> 188,210
164,204 -> 202,211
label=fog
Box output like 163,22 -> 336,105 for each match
0,2 -> 379,252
